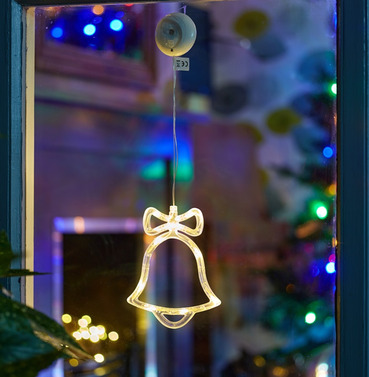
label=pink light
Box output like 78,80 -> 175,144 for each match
328,254 -> 336,263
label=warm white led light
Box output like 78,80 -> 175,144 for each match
127,205 -> 221,329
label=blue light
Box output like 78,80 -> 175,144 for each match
83,24 -> 96,36
51,27 -> 63,39
325,262 -> 336,274
323,146 -> 334,158
110,19 -> 124,32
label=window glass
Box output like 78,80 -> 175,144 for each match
34,1 -> 336,376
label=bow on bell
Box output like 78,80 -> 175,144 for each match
143,205 -> 204,238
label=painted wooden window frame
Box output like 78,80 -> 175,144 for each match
0,0 -> 367,375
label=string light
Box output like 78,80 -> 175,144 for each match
327,183 -> 336,196
108,331 -> 119,341
326,262 -> 336,274
61,313 -> 72,323
73,331 -> 82,340
81,315 -> 92,324
78,318 -> 88,328
51,27 -> 63,39
110,19 -> 124,31
316,363 -> 329,377
69,359 -> 79,367
81,330 -> 90,339
83,24 -> 96,36
305,312 -> 316,324
94,354 -> 105,363
90,334 -> 100,343
92,5 -> 105,15
323,146 -> 333,158
328,254 -> 336,263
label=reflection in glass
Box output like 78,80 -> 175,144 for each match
40,5 -> 144,59
34,1 -> 336,376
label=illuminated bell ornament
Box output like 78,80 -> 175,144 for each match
155,12 -> 197,56
127,206 -> 221,329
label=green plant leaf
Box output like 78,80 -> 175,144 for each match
1,269 -> 48,278
0,295 -> 91,376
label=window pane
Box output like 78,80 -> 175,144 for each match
34,1 -> 336,376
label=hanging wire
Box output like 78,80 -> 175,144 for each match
172,57 -> 179,207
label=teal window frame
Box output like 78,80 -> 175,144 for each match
0,0 -> 367,375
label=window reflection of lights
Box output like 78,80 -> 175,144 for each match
94,354 -> 105,363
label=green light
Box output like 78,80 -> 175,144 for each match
330,83 -> 337,95
310,201 -> 329,220
316,205 -> 328,219
305,312 -> 316,324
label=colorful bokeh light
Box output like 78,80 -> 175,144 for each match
83,24 -> 96,36
78,318 -> 88,328
94,353 -> 105,363
328,254 -> 336,263
323,146 -> 334,158
61,313 -> 72,323
51,27 -> 63,39
305,311 -> 316,324
92,5 -> 105,15
110,19 -> 124,31
330,83 -> 337,95
108,331 -> 119,341
326,262 -> 336,274
316,205 -> 328,219
81,314 -> 92,324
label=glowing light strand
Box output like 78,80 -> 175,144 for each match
127,206 -> 221,329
